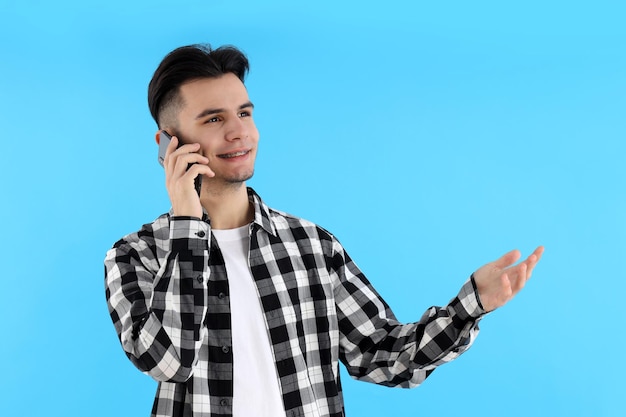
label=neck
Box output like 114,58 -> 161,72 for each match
200,182 -> 253,230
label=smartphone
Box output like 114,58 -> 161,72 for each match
158,130 -> 203,196
157,130 -> 172,167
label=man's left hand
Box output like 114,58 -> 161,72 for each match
473,246 -> 545,312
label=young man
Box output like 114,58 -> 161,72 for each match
104,44 -> 543,417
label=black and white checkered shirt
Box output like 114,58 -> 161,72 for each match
105,188 -> 485,417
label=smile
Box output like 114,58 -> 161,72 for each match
217,150 -> 250,159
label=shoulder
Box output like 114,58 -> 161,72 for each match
269,206 -> 335,239
249,187 -> 340,247
262,206 -> 350,263
106,213 -> 171,263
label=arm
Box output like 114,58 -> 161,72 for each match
104,132 -> 215,381
331,240 -> 543,388
331,239 -> 484,388
104,217 -> 209,382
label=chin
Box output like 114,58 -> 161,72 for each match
224,170 -> 254,184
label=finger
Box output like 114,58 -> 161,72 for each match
164,136 -> 187,173
495,272 -> 513,309
492,249 -> 522,269
172,150 -> 209,178
510,262 -> 528,293
173,150 -> 209,168
501,272 -> 513,298
523,246 -> 545,280
177,166 -> 214,197
533,245 -> 545,262
164,138 -> 200,168
186,163 -> 215,179
520,246 -> 544,271
163,135 -> 179,167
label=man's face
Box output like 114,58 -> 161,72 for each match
173,73 -> 259,187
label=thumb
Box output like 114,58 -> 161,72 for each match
492,249 -> 521,269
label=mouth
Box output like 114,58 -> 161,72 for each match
217,149 -> 250,159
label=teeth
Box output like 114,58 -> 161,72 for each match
219,150 -> 247,158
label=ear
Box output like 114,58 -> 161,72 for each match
155,130 -> 161,145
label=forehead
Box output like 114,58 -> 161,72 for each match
178,73 -> 249,111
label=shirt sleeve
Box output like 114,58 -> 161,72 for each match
329,237 -> 485,388
104,217 -> 210,383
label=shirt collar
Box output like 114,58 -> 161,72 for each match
167,187 -> 277,236
247,187 -> 277,237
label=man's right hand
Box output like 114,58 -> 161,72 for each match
163,135 -> 215,218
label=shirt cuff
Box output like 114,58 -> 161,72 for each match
452,275 -> 486,322
169,217 -> 210,253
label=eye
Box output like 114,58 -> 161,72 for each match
239,110 -> 252,117
205,116 -> 220,124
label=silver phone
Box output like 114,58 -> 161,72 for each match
157,130 -> 202,196
157,130 -> 172,166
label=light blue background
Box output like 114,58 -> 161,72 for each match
1,1 -> 624,416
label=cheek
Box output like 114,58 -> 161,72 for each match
250,123 -> 260,142
199,140 -> 219,157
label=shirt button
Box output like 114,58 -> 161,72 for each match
221,346 -> 230,354
196,230 -> 206,237
220,398 -> 228,407
218,292 -> 226,299
196,276 -> 203,283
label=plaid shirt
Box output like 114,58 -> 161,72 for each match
105,188 -> 485,417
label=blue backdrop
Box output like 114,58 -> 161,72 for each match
1,1 -> 624,416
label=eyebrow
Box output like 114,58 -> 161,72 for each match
194,101 -> 255,120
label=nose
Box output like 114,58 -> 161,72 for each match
224,114 -> 248,142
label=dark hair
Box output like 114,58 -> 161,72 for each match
147,44 -> 249,127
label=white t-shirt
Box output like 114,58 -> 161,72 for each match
212,225 -> 286,417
